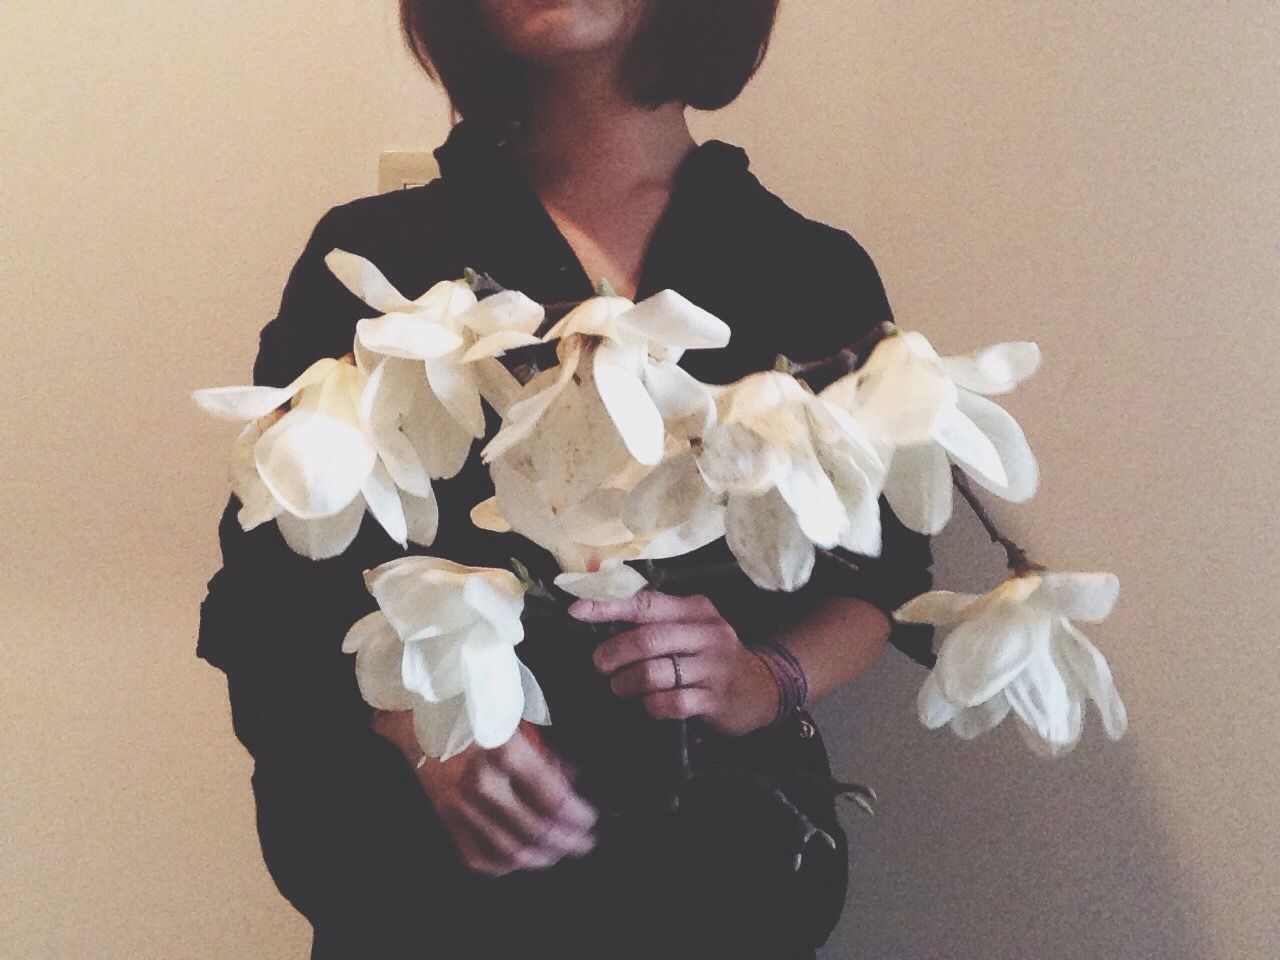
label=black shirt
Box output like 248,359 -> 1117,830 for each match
196,118 -> 934,959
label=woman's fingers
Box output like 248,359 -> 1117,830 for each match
439,731 -> 599,877
608,653 -> 711,697
492,733 -> 598,833
593,620 -> 729,674
569,589 -> 719,625
466,763 -> 586,852
452,815 -> 558,876
641,687 -> 715,721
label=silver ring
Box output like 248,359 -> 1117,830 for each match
668,654 -> 684,690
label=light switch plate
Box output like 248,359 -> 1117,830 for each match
378,151 -> 440,193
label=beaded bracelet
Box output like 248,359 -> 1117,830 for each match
748,638 -> 809,725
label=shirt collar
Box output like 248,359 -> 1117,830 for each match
431,118 -> 757,303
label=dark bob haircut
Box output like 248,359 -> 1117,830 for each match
400,1 -> 780,128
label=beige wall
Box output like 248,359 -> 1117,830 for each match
2,2 -> 1276,958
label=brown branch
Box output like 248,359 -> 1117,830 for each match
949,465 -> 1043,575
781,321 -> 897,385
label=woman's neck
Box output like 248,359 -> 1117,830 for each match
514,61 -> 695,193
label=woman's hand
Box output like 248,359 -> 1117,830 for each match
570,590 -> 780,737
371,713 -> 598,876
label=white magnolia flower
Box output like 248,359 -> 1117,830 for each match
472,442 -> 725,600
822,331 -> 1041,534
341,557 -> 550,760
482,289 -> 729,467
896,570 -> 1126,756
327,249 -> 544,480
193,356 -> 438,559
660,370 -> 885,592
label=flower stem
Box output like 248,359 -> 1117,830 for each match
781,321 -> 897,385
949,466 -> 1043,575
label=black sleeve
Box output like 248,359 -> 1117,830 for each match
778,230 -> 937,667
195,208 -> 455,935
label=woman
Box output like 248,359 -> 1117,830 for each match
197,2 -> 934,957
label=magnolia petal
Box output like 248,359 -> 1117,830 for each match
934,609 -> 1048,706
276,496 -> 365,560
545,296 -> 632,342
954,391 -> 1039,502
192,357 -> 338,422
364,556 -> 477,641
411,279 -> 478,318
324,249 -> 416,313
461,329 -> 543,362
255,371 -> 377,518
353,335 -> 380,377
194,384 -> 294,422
1054,619 -> 1127,739
482,354 -> 579,464
619,289 -> 731,350
460,641 -> 525,750
939,341 -> 1041,396
361,459 -> 408,547
555,563 -> 649,600
718,371 -> 807,430
359,359 -> 434,498
402,488 -> 439,547
949,694 -> 1013,740
637,502 -> 727,560
342,609 -> 385,654
401,631 -> 467,703
937,409 -> 1009,490
882,442 -> 954,534
894,590 -> 984,626
395,379 -> 473,481
346,613 -> 420,711
624,452 -> 715,536
1016,708 -> 1080,758
695,422 -> 791,495
470,357 -> 523,419
426,358 -> 485,439
775,451 -> 848,548
917,671 -> 960,729
1032,571 -> 1120,623
1003,641 -> 1075,746
808,398 -> 887,488
643,361 -> 717,435
725,489 -> 815,592
231,418 -> 283,530
519,662 -> 551,725
489,458 -> 566,556
817,449 -> 883,556
462,573 -> 527,647
824,334 -> 957,445
357,313 -> 464,361
524,370 -> 632,508
470,497 -> 511,533
593,341 -> 664,465
462,290 -> 545,337
413,696 -> 474,761
836,493 -> 882,556
564,489 -> 634,547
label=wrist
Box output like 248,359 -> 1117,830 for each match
747,638 -> 809,727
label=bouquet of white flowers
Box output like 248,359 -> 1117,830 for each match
195,253 -> 1126,861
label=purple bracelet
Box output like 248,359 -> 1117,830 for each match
749,638 -> 809,725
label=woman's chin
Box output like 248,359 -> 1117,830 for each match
481,1 -> 635,64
